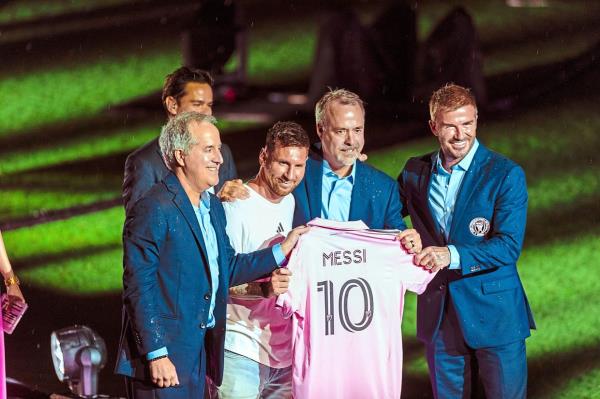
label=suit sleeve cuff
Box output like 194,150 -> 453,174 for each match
272,244 -> 286,266
147,346 -> 168,360
448,245 -> 460,269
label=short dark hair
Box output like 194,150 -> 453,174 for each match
265,121 -> 310,155
162,67 -> 214,114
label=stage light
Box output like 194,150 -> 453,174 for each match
50,325 -> 107,397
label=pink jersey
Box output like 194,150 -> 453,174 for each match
277,218 -> 436,399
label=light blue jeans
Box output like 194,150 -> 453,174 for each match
215,350 -> 292,399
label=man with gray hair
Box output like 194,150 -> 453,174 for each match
115,111 -> 308,398
222,89 -> 422,249
292,88 -> 421,251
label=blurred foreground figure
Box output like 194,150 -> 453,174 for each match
0,229 -> 26,399
309,5 -> 486,107
398,84 -> 535,398
416,7 -> 487,107
182,0 -> 239,78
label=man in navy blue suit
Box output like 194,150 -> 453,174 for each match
115,112 -> 306,398
292,88 -> 422,251
398,84 -> 535,398
122,67 -> 238,215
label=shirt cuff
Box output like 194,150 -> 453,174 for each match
272,244 -> 286,266
147,346 -> 168,361
448,245 -> 460,269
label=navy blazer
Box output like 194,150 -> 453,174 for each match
398,143 -> 536,348
122,137 -> 238,215
115,173 -> 277,387
293,145 -> 407,230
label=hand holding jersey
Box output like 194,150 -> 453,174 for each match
397,228 -> 422,253
278,218 -> 436,398
415,246 -> 450,272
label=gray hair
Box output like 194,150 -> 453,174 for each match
314,88 -> 365,128
159,111 -> 217,170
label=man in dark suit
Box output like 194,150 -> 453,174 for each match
398,84 -> 535,398
292,88 -> 421,251
115,112 -> 305,398
122,66 -> 237,215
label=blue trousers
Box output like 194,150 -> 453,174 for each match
426,296 -> 527,399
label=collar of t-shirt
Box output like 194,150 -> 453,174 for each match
321,159 -> 356,222
193,190 -> 220,328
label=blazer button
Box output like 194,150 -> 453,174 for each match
200,323 -> 206,329
204,293 -> 210,300
439,284 -> 446,291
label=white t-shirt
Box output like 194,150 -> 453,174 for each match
277,218 -> 437,398
222,184 -> 295,368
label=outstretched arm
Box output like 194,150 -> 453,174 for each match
0,230 -> 25,303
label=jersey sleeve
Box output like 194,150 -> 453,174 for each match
398,251 -> 438,294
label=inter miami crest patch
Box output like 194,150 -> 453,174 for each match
469,217 -> 490,237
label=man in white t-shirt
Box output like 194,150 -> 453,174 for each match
216,121 -> 310,398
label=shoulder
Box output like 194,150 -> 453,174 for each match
403,152 -> 435,173
282,192 -> 296,208
356,162 -> 396,187
221,142 -> 233,157
222,185 -> 254,212
126,137 -> 161,166
125,184 -> 173,234
479,146 -> 524,177
133,182 -> 171,212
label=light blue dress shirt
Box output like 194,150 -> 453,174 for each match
321,160 -> 356,222
428,139 -> 479,269
195,191 -> 220,328
147,192 -> 285,360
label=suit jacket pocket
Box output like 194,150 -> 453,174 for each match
481,276 -> 519,294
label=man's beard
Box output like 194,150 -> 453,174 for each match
336,148 -> 359,166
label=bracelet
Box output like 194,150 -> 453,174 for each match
148,355 -> 167,363
4,275 -> 19,287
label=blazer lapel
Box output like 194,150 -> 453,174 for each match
306,151 -> 324,220
417,154 -> 443,243
349,162 -> 367,221
208,195 -> 230,297
165,174 -> 211,268
448,144 -> 489,238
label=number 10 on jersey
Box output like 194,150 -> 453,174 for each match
317,278 -> 374,336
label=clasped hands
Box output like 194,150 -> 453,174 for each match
414,246 -> 451,272
397,230 -> 450,272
